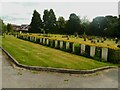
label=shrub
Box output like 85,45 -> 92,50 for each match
74,44 -> 81,55
85,45 -> 90,57
67,42 -> 72,52
94,47 -> 102,61
108,49 -> 120,63
36,38 -> 40,43
61,41 -> 66,51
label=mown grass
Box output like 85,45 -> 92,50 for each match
2,35 -> 115,70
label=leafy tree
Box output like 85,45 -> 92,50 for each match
66,13 -> 82,35
105,16 -> 119,37
43,9 -> 57,33
89,16 -> 107,36
29,10 -> 43,33
81,16 -> 90,35
2,23 -> 7,34
0,19 -> 7,35
43,9 -> 49,33
57,16 -> 66,34
88,15 -> 119,38
7,23 -> 13,34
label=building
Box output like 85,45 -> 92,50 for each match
20,24 -> 29,32
12,24 -> 29,32
12,24 -> 21,31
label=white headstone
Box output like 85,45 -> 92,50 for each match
72,43 -> 75,53
46,39 -> 49,45
43,38 -> 45,44
81,44 -> 85,54
101,48 -> 108,61
66,42 -> 70,49
40,38 -> 42,43
34,37 -> 36,42
55,40 -> 58,48
30,36 -> 32,41
90,46 -> 96,57
60,41 -> 63,49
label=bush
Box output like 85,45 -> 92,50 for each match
67,42 -> 72,52
85,45 -> 90,57
94,47 -> 102,61
36,38 -> 40,43
74,44 -> 81,55
61,41 -> 66,51
108,49 -> 120,63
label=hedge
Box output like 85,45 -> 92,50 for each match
108,49 -> 120,63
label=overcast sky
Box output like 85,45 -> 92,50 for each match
0,2 -> 118,25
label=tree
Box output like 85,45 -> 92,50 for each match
66,13 -> 82,35
7,23 -> 13,34
0,19 -> 7,35
89,16 -> 107,36
105,16 -> 119,37
29,10 -> 43,33
43,9 -> 49,33
88,15 -> 119,38
43,9 -> 57,33
81,16 -> 90,35
57,16 -> 66,34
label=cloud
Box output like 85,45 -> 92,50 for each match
1,2 -> 118,25
1,15 -> 27,21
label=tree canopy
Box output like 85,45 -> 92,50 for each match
43,9 -> 57,33
28,9 -> 119,38
29,10 -> 43,33
66,13 -> 82,35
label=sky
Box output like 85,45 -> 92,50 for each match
0,1 -> 118,25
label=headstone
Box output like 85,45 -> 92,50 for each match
55,40 -> 58,48
101,48 -> 108,61
66,42 -> 70,49
90,46 -> 96,57
34,37 -> 36,42
30,36 -> 32,41
81,44 -> 85,54
46,39 -> 49,45
40,38 -> 42,44
60,41 -> 63,49
43,38 -> 45,44
72,43 -> 75,53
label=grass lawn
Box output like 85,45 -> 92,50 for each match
2,35 -> 115,70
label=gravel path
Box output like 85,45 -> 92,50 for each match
2,53 -> 119,88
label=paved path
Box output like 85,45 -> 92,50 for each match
2,52 -> 119,88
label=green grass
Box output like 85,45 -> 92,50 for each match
2,35 -> 115,70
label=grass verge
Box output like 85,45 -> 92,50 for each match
2,35 -> 115,70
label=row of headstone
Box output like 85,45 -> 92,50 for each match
19,35 -> 109,61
